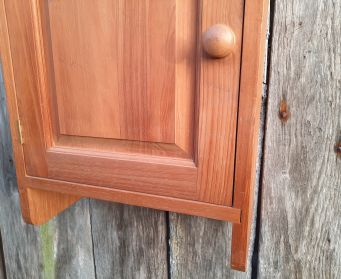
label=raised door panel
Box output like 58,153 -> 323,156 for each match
48,0 -> 194,145
5,0 -> 244,205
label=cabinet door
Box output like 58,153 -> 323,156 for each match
4,0 -> 244,206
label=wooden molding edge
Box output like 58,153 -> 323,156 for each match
231,0 -> 269,271
27,175 -> 241,223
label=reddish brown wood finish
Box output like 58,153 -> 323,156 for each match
47,0 -> 196,144
231,0 -> 269,271
0,0 -> 268,272
202,24 -> 236,58
197,0 -> 244,205
27,176 -> 241,223
1,0 -> 244,206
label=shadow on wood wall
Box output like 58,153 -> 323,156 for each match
0,0 -> 340,278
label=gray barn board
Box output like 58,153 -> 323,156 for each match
257,0 -> 341,277
90,200 -> 168,279
0,0 -> 341,278
0,232 -> 5,279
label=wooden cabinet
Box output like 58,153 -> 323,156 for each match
0,0 -> 268,271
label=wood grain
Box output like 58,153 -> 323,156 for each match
39,0 -> 245,207
0,64 -> 96,278
46,146 -> 198,200
0,50 -> 41,278
51,199 -> 96,279
46,0 -> 198,149
169,72 -> 268,279
170,217 -> 247,279
231,0 -> 269,271
1,0 -> 247,221
42,0 -> 197,156
168,2 -> 270,272
90,201 -> 167,279
0,0 -> 81,225
56,135 -> 191,159
257,0 -> 341,277
169,0 -> 269,273
25,188 -> 79,225
175,0 -> 197,155
197,0 -> 244,205
0,233 -> 5,279
2,0 -> 48,177
1,62 -> 171,279
1,0 -> 341,277
28,176 -> 241,223
47,0 -> 181,143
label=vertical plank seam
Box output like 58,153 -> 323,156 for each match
0,62 -> 8,279
166,212 -> 171,279
88,199 -> 98,279
250,0 -> 276,278
0,229 -> 7,279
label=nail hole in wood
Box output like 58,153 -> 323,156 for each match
335,142 -> 341,157
279,100 -> 290,123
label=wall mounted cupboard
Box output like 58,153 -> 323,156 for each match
0,0 -> 268,271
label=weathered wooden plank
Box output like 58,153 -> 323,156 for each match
90,200 -> 168,279
0,232 -> 5,279
51,200 -> 96,279
0,65 -> 96,279
169,216 -> 236,278
257,0 -> 341,277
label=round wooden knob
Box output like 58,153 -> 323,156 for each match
202,24 -> 235,58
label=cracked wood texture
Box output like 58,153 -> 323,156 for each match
257,0 -> 341,278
